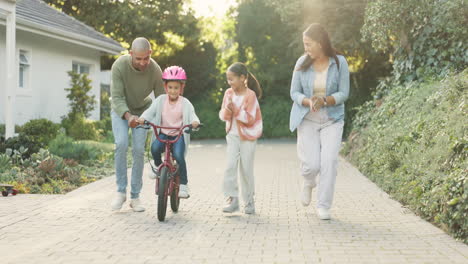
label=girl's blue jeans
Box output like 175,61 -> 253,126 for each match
151,134 -> 187,184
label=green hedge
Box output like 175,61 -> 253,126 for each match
342,70 -> 467,243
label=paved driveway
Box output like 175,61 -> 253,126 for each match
0,140 -> 467,263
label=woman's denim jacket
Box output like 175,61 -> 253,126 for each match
289,54 -> 350,132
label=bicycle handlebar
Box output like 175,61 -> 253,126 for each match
136,121 -> 203,144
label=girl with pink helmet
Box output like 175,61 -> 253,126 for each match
138,66 -> 200,198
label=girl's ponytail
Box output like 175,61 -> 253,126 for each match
227,62 -> 263,99
246,71 -> 262,99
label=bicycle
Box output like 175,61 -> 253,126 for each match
138,120 -> 200,221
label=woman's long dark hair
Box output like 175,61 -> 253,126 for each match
298,23 -> 341,71
227,62 -> 263,99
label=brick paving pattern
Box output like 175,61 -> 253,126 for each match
0,140 -> 467,263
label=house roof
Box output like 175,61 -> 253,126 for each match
15,0 -> 124,54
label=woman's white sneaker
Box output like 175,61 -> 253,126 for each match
317,208 -> 331,220
301,183 -> 315,206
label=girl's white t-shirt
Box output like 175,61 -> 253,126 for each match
228,94 -> 245,136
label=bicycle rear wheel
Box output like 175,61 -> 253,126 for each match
157,167 -> 169,221
170,173 -> 180,212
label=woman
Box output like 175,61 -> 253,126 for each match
289,23 -> 350,220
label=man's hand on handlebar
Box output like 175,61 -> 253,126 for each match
124,112 -> 139,128
136,117 -> 146,125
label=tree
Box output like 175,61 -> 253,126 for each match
44,0 -> 188,47
234,0 -> 296,98
361,0 -> 467,82
44,0 -> 221,103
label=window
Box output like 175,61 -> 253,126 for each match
72,62 -> 90,74
19,50 -> 30,89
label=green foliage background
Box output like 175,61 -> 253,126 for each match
343,70 -> 467,242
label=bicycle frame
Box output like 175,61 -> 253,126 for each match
137,120 -> 200,221
144,121 -> 192,196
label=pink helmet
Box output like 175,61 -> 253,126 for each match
162,66 -> 186,95
162,66 -> 187,81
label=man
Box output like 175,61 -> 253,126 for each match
110,37 -> 164,212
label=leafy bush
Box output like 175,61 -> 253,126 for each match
0,153 -> 11,173
21,118 -> 60,146
260,96 -> 293,138
343,70 -> 468,243
95,116 -> 113,143
190,96 -> 226,139
0,134 -> 41,159
61,113 -> 100,141
48,133 -> 101,163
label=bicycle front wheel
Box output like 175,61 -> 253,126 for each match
157,167 -> 169,221
170,173 -> 180,212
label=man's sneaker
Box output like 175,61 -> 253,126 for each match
301,183 -> 316,207
129,198 -> 145,212
149,167 -> 160,180
317,208 -> 331,220
111,192 -> 126,211
244,200 -> 255,214
178,184 -> 190,199
222,196 -> 239,213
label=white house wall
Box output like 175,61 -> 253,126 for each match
0,25 -> 8,124
0,25 -> 101,125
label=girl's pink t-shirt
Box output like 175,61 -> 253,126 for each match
161,96 -> 183,136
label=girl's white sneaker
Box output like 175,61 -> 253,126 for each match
244,200 -> 255,214
179,184 -> 190,198
222,197 -> 239,213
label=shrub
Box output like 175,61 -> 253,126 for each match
48,133 -> 100,163
21,118 -> 60,146
0,153 -> 11,173
260,96 -> 293,138
343,70 -> 468,243
190,96 -> 225,139
61,113 -> 100,141
0,134 -> 41,159
65,71 -> 96,119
